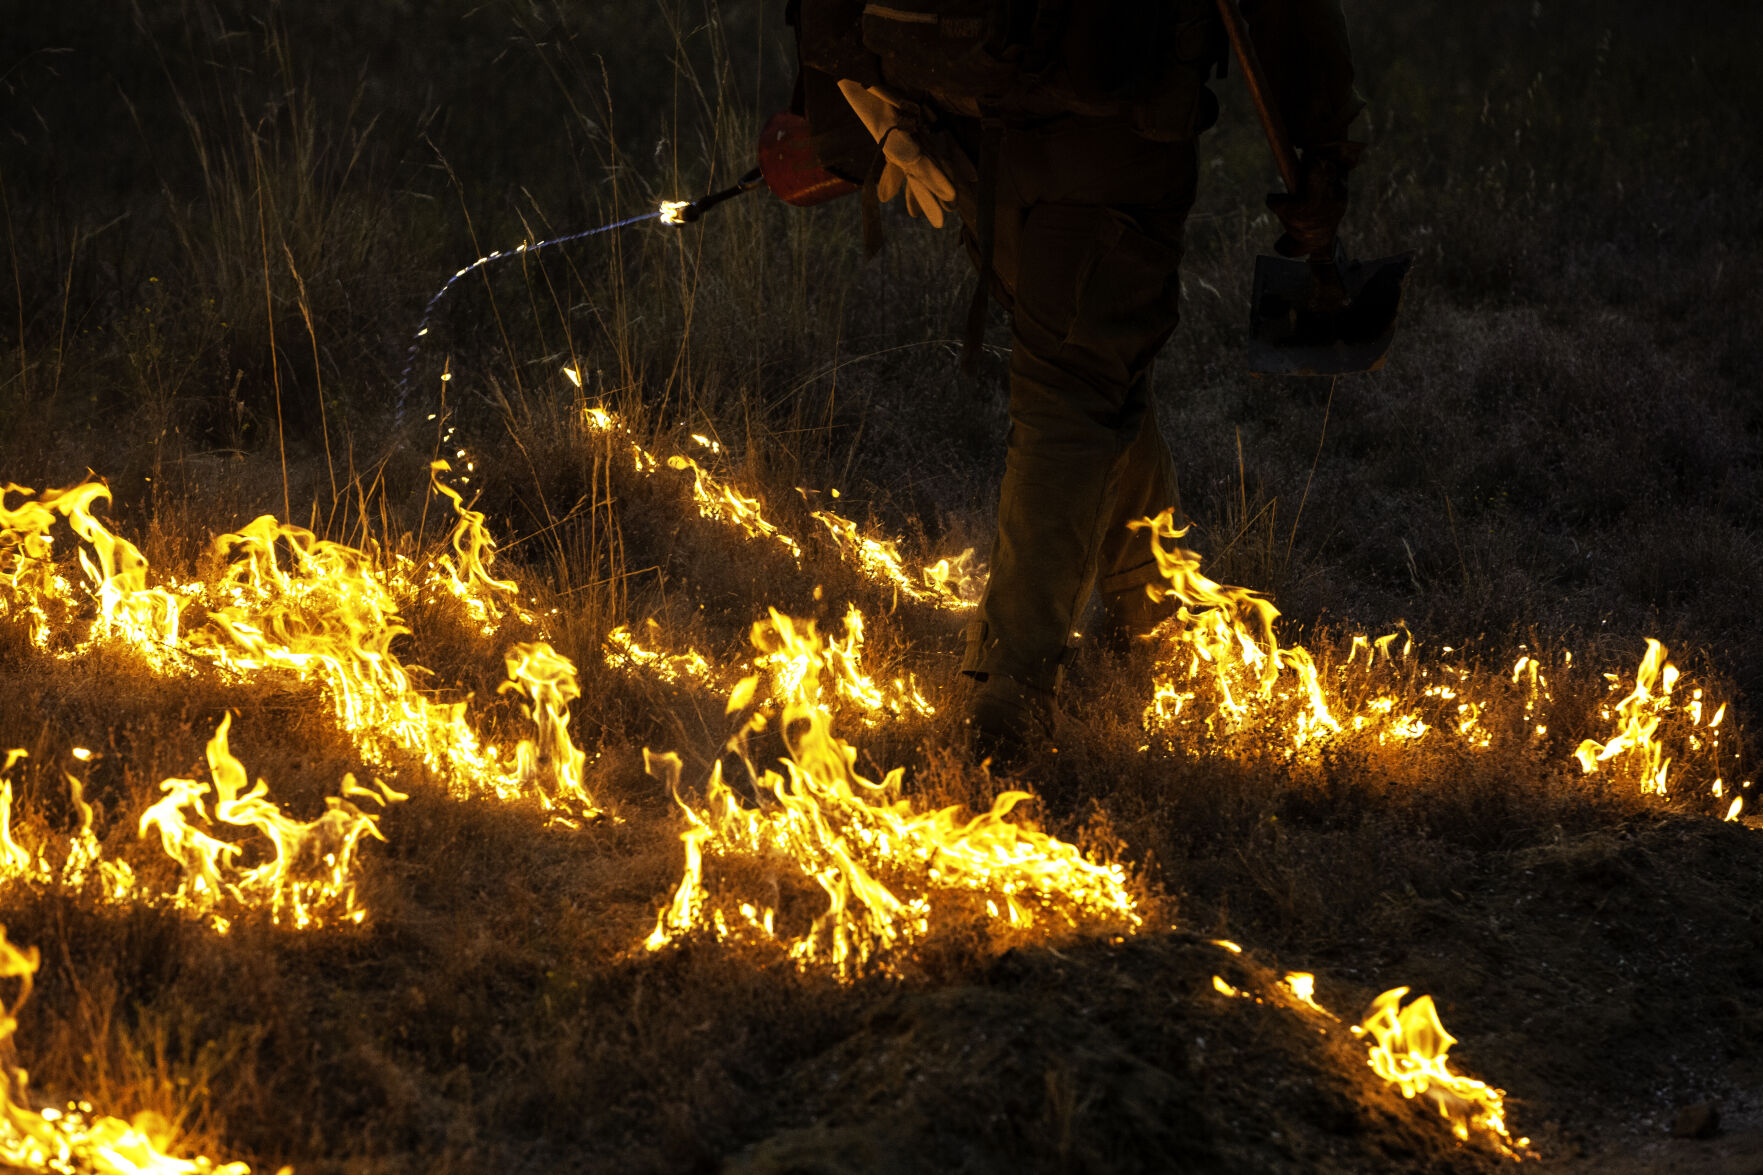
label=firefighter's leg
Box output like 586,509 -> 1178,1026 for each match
1096,376 -> 1188,646
961,201 -> 1186,693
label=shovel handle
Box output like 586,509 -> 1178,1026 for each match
1215,0 -> 1301,196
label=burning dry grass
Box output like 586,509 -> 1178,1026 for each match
0,428 -> 1751,1168
0,922 -> 266,1173
0,497 -> 1751,1172
1,0 -> 1760,1169
2,282 -> 1757,1167
642,611 -> 1142,979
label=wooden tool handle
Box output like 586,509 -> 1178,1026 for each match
1215,0 -> 1301,195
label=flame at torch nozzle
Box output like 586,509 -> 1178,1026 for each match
659,167 -> 767,225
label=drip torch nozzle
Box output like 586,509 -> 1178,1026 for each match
661,167 -> 766,225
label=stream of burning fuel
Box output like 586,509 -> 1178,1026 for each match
574,398 -> 982,613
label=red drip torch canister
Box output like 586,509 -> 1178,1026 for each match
758,111 -> 859,207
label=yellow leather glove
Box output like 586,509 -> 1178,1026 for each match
837,80 -> 956,228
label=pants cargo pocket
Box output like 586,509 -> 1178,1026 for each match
1069,209 -> 1186,376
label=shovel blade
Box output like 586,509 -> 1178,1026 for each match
1247,251 -> 1413,376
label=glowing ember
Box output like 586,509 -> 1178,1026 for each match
1212,975 -> 1249,999
1284,971 -> 1325,1014
1353,987 -> 1528,1156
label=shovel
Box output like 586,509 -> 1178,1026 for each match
1215,0 -> 1412,376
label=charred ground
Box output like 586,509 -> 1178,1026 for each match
2,0 -> 1762,1172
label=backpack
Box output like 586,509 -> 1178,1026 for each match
796,0 -> 1227,142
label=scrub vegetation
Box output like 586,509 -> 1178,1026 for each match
1,0 -> 1760,1171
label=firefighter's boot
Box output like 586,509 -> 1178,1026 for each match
962,673 -> 1056,771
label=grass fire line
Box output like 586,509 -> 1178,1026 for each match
2,724 -> 398,935
0,923 -> 284,1174
0,432 -> 1751,1165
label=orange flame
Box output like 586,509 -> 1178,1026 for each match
921,547 -> 985,608
0,924 -> 282,1173
603,623 -> 714,686
1574,638 -> 1681,796
0,752 -> 35,883
60,769 -> 137,902
138,714 -> 397,932
667,454 -> 803,559
500,642 -> 600,820
1354,987 -> 1527,1156
6,446 -> 1745,1172
754,608 -> 935,723
808,508 -> 976,611
579,402 -> 982,610
1133,511 -> 1339,744
0,481 -> 185,663
0,752 -> 137,900
1132,513 -> 1738,814
426,461 -> 532,631
1,470 -> 599,816
645,608 -> 1140,977
1284,971 -> 1326,1014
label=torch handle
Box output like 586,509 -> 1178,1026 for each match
677,167 -> 766,223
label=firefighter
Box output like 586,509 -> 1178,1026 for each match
790,0 -> 1364,761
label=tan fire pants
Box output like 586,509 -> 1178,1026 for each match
950,118 -> 1196,691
